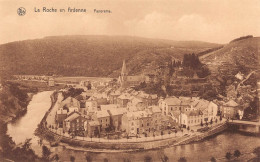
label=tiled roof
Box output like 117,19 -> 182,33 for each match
96,110 -> 110,118
164,97 -> 181,105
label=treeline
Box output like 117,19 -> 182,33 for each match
230,35 -> 253,43
197,46 -> 223,57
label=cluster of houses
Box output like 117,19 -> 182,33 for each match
55,84 -> 245,138
55,87 -> 163,137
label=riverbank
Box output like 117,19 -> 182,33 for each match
0,82 -> 41,161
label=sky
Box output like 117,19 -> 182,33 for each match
0,0 -> 259,44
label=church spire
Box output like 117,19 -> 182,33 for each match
121,59 -> 127,75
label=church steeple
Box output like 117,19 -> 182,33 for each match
121,59 -> 127,76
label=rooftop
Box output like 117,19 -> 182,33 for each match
164,97 -> 181,105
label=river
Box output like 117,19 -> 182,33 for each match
7,91 -> 260,162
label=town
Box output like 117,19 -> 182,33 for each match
25,59 -> 257,141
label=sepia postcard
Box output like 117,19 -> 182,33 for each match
0,0 -> 260,162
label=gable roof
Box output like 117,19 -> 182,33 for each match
109,108 -> 127,116
96,110 -> 110,118
64,113 -> 80,122
164,97 -> 181,105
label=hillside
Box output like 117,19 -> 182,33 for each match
0,35 -> 221,78
200,37 -> 260,79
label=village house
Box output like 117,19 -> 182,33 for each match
85,120 -> 100,137
121,111 -> 152,135
179,97 -> 192,112
60,97 -> 80,109
55,108 -> 67,127
159,97 -> 181,116
127,97 -> 146,112
63,112 -> 88,135
92,110 -> 110,131
88,93 -> 108,107
117,93 -> 132,107
68,106 -> 79,114
85,100 -> 98,113
135,91 -> 158,106
146,106 -> 162,131
180,110 -> 203,128
108,91 -> 121,104
221,100 -> 243,119
107,108 -> 127,131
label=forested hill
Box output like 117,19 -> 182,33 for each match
201,36 -> 260,78
0,35 -> 221,78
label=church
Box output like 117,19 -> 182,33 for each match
118,60 -> 148,88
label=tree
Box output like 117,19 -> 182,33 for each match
42,145 -> 51,160
225,152 -> 232,160
234,150 -> 241,158
144,155 -> 152,162
70,155 -> 75,162
178,157 -> 187,162
210,157 -> 216,162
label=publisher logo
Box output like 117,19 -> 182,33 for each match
17,7 -> 26,16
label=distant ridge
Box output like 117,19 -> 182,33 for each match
0,35 -> 221,77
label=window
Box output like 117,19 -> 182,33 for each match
101,120 -> 102,123
142,124 -> 143,127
